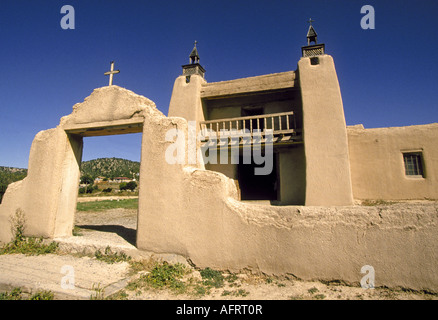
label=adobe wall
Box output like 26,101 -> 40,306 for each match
0,127 -> 81,243
348,123 -> 438,200
0,86 -> 155,243
137,110 -> 438,292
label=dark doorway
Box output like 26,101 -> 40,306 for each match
242,107 -> 264,132
238,153 -> 277,200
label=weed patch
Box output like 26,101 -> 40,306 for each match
0,209 -> 58,255
144,262 -> 187,292
95,246 -> 131,264
361,199 -> 395,206
221,289 -> 249,297
0,287 -> 54,300
200,267 -> 224,288
90,283 -> 105,300
308,287 -> 319,294
0,237 -> 58,255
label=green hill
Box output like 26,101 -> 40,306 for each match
0,166 -> 28,203
0,158 -> 140,202
80,157 -> 140,180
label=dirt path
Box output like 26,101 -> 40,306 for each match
0,253 -> 131,299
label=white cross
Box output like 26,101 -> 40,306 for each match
104,61 -> 120,86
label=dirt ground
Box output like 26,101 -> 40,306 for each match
71,206 -> 438,300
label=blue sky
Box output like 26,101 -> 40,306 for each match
0,0 -> 437,168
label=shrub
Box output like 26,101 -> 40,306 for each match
126,181 -> 137,191
144,262 -> 187,292
119,181 -> 137,191
0,209 -> 58,255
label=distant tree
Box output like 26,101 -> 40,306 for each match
119,182 -> 128,191
0,167 -> 27,203
80,175 -> 93,185
126,181 -> 137,191
0,183 -> 8,203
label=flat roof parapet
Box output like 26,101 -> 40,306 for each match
200,71 -> 297,100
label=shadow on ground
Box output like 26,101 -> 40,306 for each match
76,224 -> 136,246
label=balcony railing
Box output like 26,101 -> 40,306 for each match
199,111 -> 301,145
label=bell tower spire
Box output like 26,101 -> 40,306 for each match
306,18 -> 318,45
189,41 -> 200,64
301,19 -> 325,58
182,41 -> 205,82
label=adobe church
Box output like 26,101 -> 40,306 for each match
0,24 -> 437,291
169,24 -> 438,205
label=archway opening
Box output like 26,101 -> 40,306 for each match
73,132 -> 142,247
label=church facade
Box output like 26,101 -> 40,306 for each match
168,25 -> 438,205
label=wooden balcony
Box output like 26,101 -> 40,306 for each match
199,111 -> 301,146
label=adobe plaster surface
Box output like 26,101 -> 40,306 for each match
298,55 -> 354,206
348,123 -> 438,200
